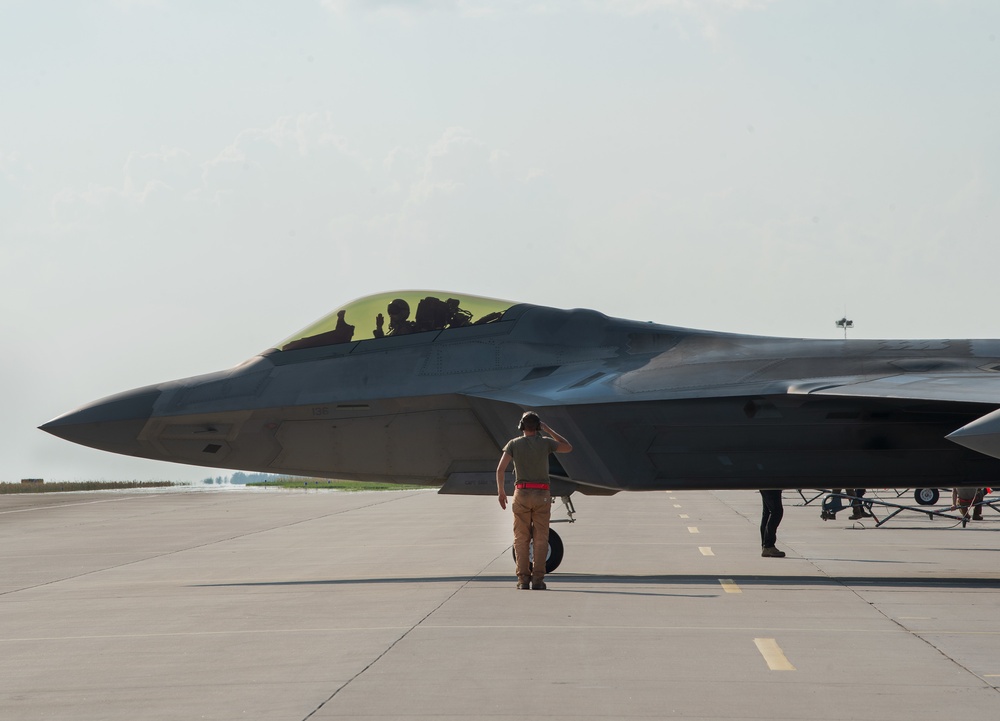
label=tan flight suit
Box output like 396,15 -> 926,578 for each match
503,434 -> 559,584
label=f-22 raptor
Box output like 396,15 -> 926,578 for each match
41,290 -> 1000,565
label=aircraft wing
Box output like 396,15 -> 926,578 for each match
467,365 -> 1000,410
788,373 -> 1000,405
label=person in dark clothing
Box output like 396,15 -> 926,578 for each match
760,489 -> 786,558
847,488 -> 872,520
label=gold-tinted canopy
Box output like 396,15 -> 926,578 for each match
275,291 -> 515,352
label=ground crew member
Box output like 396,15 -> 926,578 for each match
496,412 -> 573,590
952,486 -> 981,519
847,488 -> 872,520
760,489 -> 786,557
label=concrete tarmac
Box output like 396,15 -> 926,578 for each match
2,486 -> 999,720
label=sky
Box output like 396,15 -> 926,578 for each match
2,0 -> 999,483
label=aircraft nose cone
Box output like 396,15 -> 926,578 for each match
947,407 -> 1000,461
40,386 -> 161,457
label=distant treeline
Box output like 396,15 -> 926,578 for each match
0,481 -> 176,494
202,472 -> 276,485
249,478 -> 428,491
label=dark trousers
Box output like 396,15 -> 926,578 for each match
760,489 -> 784,548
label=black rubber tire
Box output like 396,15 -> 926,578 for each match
511,528 -> 564,573
915,488 -> 940,506
544,529 -> 564,573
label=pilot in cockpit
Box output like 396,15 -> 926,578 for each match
373,298 -> 416,338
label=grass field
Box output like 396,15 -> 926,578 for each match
247,478 -> 430,491
0,479 -> 430,494
0,481 -> 176,494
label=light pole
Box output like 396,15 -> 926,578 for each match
835,317 -> 854,339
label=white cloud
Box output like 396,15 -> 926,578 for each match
407,126 -> 487,204
31,114 -> 558,300
107,0 -> 166,10
47,147 -> 197,227
320,0 -> 471,20
0,149 -> 33,190
123,148 -> 196,200
198,114 -> 368,205
1,150 -> 20,180
41,116 -> 525,237
590,0 -> 773,13
320,0 -> 774,25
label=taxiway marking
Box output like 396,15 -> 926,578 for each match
754,638 -> 795,671
718,578 -> 740,593
699,547 -> 714,556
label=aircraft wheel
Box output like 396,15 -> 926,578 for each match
915,488 -> 939,506
545,529 -> 564,573
511,528 -> 564,573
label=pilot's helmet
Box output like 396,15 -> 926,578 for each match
387,299 -> 410,318
518,412 -> 541,431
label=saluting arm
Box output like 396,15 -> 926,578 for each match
540,422 -> 573,453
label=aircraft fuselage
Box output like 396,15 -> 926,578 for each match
41,293 -> 1000,494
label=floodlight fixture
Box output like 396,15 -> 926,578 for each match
835,317 -> 854,339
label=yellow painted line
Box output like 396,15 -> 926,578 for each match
679,514 -> 689,519
673,504 -> 682,508
985,674 -> 1000,678
754,638 -> 796,671
699,547 -> 714,556
719,578 -> 741,593
687,526 -> 699,534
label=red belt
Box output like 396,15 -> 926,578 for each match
515,483 -> 550,490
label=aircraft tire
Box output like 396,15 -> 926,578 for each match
511,528 -> 564,574
545,529 -> 564,573
915,488 -> 940,506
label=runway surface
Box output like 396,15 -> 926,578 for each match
2,486 -> 999,720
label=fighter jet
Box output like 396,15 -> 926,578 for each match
40,290 -> 1000,565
